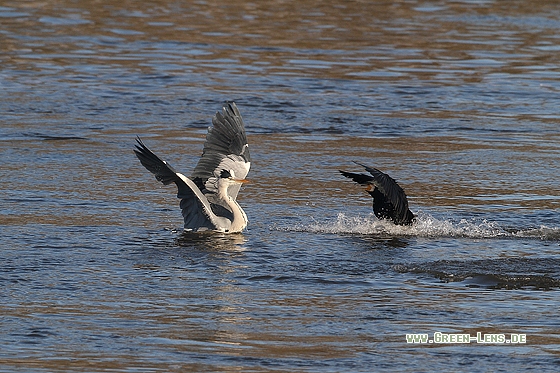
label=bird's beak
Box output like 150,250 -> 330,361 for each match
364,184 -> 373,192
234,178 -> 250,184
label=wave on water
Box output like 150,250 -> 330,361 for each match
277,212 -> 560,240
395,257 -> 560,290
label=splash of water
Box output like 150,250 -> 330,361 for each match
277,212 -> 560,240
513,226 -> 560,241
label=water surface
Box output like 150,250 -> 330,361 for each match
1,0 -> 560,371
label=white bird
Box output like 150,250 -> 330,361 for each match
134,102 -> 251,233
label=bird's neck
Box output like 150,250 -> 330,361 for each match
218,187 -> 247,232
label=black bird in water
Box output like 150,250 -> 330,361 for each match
340,163 -> 415,226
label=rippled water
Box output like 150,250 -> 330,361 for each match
1,0 -> 560,371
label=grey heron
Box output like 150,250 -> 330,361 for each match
340,163 -> 415,226
134,102 -> 251,233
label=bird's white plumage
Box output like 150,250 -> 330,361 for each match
134,102 -> 251,233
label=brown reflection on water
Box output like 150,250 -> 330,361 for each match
3,0 -> 560,83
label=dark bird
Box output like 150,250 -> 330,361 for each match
134,102 -> 251,233
340,163 -> 415,226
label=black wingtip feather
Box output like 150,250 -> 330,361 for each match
339,170 -> 374,185
133,137 -> 180,185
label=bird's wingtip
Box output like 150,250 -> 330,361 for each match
353,161 -> 382,175
215,101 -> 238,118
224,101 -> 240,116
352,161 -> 368,169
134,136 -> 149,152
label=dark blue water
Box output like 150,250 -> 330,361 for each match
1,1 -> 560,371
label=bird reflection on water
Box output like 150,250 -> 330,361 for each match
175,231 -> 248,252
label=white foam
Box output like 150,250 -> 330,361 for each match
513,226 -> 560,241
275,212 -> 560,240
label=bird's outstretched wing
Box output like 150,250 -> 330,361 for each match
134,137 -> 181,185
191,102 -> 251,201
339,170 -> 375,186
340,163 -> 414,225
134,138 -> 224,231
357,163 -> 411,222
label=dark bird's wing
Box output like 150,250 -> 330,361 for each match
340,163 -> 414,225
359,163 -> 411,222
134,137 -> 180,185
191,102 -> 251,202
134,137 -> 223,231
339,170 -> 374,185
